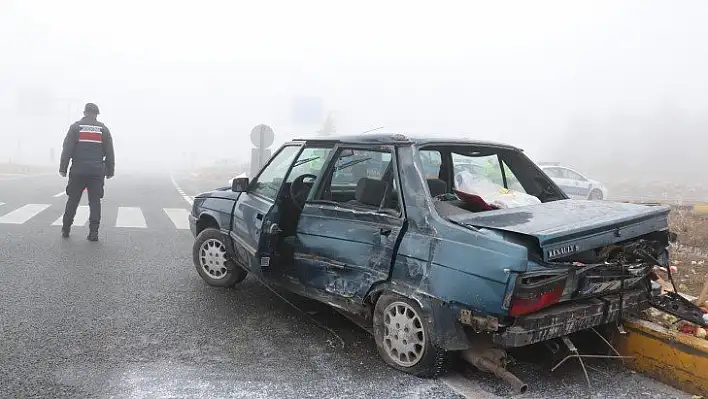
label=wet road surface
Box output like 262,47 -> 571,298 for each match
0,171 -> 691,398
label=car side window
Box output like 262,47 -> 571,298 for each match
451,152 -> 527,193
286,147 -> 333,183
418,150 -> 442,179
317,148 -> 401,215
562,169 -> 584,181
452,153 -> 498,183
544,167 -> 560,178
250,145 -> 301,200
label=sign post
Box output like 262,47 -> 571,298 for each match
249,124 -> 275,177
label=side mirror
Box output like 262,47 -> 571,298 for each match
231,177 -> 249,192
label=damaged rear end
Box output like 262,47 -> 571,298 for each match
452,199 -> 672,348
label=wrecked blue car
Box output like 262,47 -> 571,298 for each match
189,134 -> 671,378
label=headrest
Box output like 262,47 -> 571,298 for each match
355,178 -> 388,207
426,178 -> 447,197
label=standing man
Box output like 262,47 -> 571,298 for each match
59,103 -> 115,241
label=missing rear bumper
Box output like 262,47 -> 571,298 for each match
493,288 -> 648,347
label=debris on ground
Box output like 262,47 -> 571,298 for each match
640,273 -> 708,340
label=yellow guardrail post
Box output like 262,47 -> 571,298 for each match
613,317 -> 708,397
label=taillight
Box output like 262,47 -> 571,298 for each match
508,276 -> 566,317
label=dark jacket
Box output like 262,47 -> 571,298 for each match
59,116 -> 115,177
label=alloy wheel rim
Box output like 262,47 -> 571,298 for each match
382,301 -> 426,367
200,239 -> 228,280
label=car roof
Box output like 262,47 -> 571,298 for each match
539,163 -> 570,170
539,164 -> 587,176
289,133 -> 522,150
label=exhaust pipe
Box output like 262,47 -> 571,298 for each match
461,349 -> 528,394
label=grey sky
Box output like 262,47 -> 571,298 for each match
1,0 -> 707,173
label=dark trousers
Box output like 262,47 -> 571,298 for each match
62,174 -> 105,230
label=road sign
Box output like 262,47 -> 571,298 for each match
250,124 -> 274,149
250,148 -> 272,178
249,124 -> 275,177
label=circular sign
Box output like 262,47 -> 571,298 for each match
250,124 -> 275,148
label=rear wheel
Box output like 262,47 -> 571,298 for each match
588,189 -> 603,200
192,228 -> 248,287
373,293 -> 453,378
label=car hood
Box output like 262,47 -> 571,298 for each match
448,199 -> 670,262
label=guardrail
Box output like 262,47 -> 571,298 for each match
613,318 -> 708,397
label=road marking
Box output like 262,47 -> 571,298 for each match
0,173 -> 54,182
52,206 -> 89,226
170,173 -> 194,206
440,372 -> 502,399
0,204 -> 51,224
116,207 -> 147,228
53,191 -> 65,198
163,208 -> 190,230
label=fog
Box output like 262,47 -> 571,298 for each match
1,0 -> 707,181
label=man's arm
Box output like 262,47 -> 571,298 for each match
102,125 -> 115,177
59,124 -> 78,175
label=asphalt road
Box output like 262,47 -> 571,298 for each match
0,171 -> 692,399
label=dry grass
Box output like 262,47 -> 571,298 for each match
666,208 -> 708,298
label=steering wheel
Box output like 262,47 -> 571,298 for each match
290,174 -> 318,209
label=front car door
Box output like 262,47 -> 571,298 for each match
542,167 -> 575,198
229,144 -> 302,277
563,168 -> 592,199
291,144 -> 406,309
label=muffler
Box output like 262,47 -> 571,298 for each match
461,348 -> 528,394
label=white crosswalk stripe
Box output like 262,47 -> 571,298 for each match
115,207 -> 147,228
163,208 -> 191,230
0,204 -> 51,224
0,203 -> 192,230
52,206 -> 89,226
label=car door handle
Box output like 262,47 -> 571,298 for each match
379,228 -> 392,237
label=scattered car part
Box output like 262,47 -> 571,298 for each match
549,331 -> 633,389
650,292 -> 708,328
636,248 -> 708,328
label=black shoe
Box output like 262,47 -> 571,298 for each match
87,230 -> 99,242
61,226 -> 70,238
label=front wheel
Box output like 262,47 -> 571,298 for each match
192,228 -> 248,287
373,293 -> 453,378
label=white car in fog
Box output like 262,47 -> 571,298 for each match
538,163 -> 608,200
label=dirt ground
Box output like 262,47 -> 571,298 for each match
667,207 -> 708,298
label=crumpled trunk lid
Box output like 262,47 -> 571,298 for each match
449,199 -> 670,262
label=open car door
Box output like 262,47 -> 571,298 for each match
228,144 -> 303,279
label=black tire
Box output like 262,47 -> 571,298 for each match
588,189 -> 603,200
192,227 -> 248,287
373,292 -> 453,378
